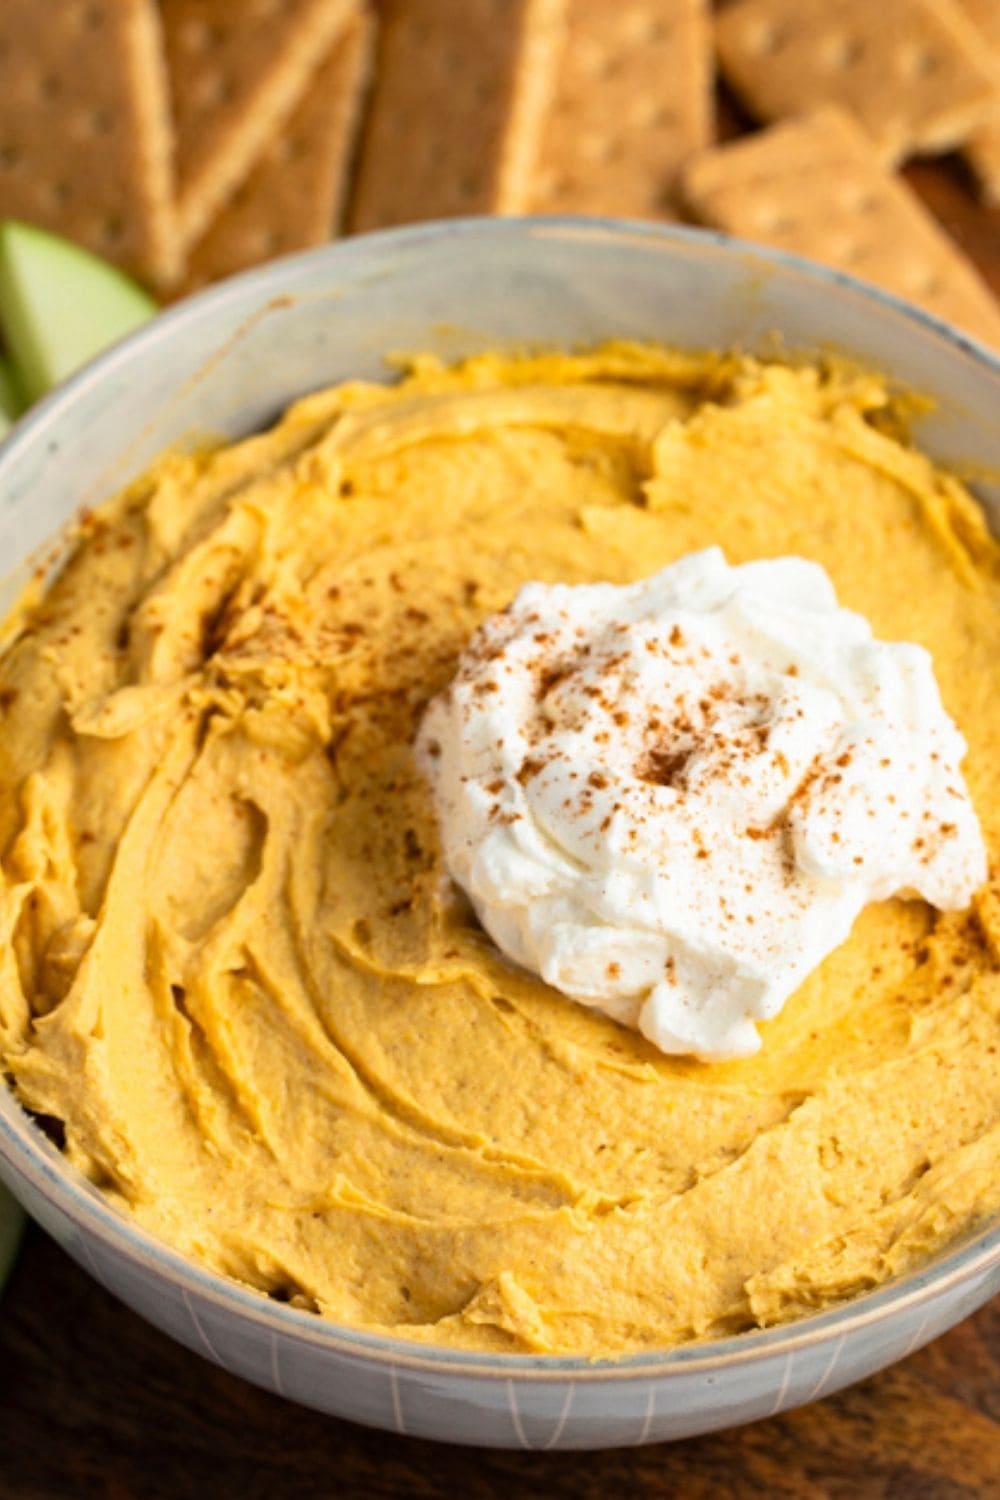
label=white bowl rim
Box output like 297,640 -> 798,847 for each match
0,213 -> 998,1384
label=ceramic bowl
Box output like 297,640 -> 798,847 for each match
0,219 -> 998,1449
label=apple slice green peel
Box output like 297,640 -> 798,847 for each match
0,221 -> 158,1288
0,219 -> 156,404
0,353 -> 22,437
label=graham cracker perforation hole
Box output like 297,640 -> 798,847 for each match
274,135 -> 306,164
583,132 -> 622,164
750,22 -> 791,56
642,102 -> 678,132
48,179 -> 74,208
101,214 -> 126,245
179,20 -> 225,54
755,206 -> 797,236
194,72 -> 235,112
823,33 -> 866,70
580,44 -> 620,80
829,236 -> 865,265
844,187 -> 881,215
901,46 -> 940,79
625,12 -> 673,48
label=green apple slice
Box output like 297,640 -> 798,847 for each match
0,352 -> 21,437
0,1183 -> 24,1293
0,219 -> 156,404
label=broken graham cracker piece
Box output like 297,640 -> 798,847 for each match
679,107 -> 1000,349
954,0 -> 1000,204
162,0 -> 361,254
179,12 -> 374,294
349,0 -> 567,232
715,0 -> 999,166
0,0 -> 178,289
528,0 -> 712,219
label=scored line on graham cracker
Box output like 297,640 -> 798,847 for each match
162,0 -> 362,257
180,12 -> 375,295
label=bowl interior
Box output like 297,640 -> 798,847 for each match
0,218 -> 998,1386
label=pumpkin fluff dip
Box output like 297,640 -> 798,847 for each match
1,343 -> 999,1357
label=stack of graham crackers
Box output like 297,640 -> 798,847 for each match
0,0 -> 998,343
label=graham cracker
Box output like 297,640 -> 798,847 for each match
528,0 -> 712,219
162,0 -> 361,254
955,0 -> 1000,49
955,0 -> 1000,204
349,0 -> 568,232
0,0 -> 177,288
180,12 -> 374,295
966,121 -> 1000,205
679,107 -> 1000,349
714,0 -> 999,165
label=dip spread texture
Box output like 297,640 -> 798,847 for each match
1,344 -> 999,1356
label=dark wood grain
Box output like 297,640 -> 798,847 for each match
0,1225 -> 996,1500
901,155 -> 1000,299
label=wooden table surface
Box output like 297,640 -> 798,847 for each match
1,104 -> 1000,1500
0,1223 -> 995,1499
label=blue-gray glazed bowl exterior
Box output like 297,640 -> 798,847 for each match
0,218 -> 997,1449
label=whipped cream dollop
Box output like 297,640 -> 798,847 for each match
416,548 -> 986,1061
